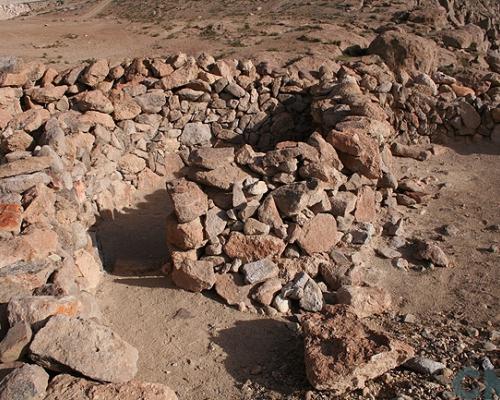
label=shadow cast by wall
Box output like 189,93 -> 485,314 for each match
90,189 -> 170,276
211,319 -> 309,394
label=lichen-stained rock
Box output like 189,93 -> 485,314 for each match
0,363 -> 49,400
297,213 -> 340,255
224,232 -> 286,263
7,295 -> 87,329
44,374 -> 178,400
29,316 -> 139,383
302,305 -> 414,394
171,259 -> 216,292
335,285 -> 392,318
191,164 -> 249,190
167,178 -> 208,223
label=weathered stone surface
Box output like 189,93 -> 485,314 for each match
336,285 -> 392,318
302,305 -> 414,393
167,179 -> 208,223
204,206 -> 227,240
72,90 -> 114,114
0,322 -> 32,363
165,215 -> 204,250
0,156 -> 52,179
297,213 -> 339,255
354,186 -> 377,223
188,147 -> 235,169
368,30 -> 438,75
0,260 -> 55,297
241,258 -> 279,284
0,203 -> 22,234
0,363 -> 48,400
135,92 -> 166,114
161,63 -> 199,90
415,241 -> 450,267
330,191 -> 357,217
44,374 -> 178,400
272,181 -> 321,217
215,273 -> 252,306
0,228 -> 58,269
257,195 -> 284,230
81,59 -> 109,87
300,278 -> 324,312
171,259 -> 216,292
224,232 -> 285,263
7,296 -> 87,328
1,130 -> 33,152
327,130 -> 381,179
110,91 -> 141,120
73,249 -> 102,292
180,122 -> 212,146
320,263 -> 364,291
28,85 -> 67,104
118,154 -> 146,175
252,278 -> 282,305
192,164 -> 249,190
30,316 -> 138,383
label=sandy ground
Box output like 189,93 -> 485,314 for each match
95,142 -> 499,399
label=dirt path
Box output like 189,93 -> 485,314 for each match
82,0 -> 112,19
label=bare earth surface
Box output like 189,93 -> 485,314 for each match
1,0 -> 498,398
96,142 -> 499,399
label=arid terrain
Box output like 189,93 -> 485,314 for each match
0,0 -> 498,399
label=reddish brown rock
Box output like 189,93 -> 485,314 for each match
28,85 -> 67,104
302,305 -> 414,394
252,278 -> 282,305
72,90 -> 114,114
354,186 -> 377,223
44,374 -> 178,400
192,164 -> 249,190
167,179 -> 208,223
0,228 -> 58,269
336,285 -> 392,318
320,263 -> 364,291
223,232 -> 285,263
165,215 -> 204,250
81,59 -> 109,87
0,156 -> 52,180
327,130 -> 382,179
9,109 -> 50,132
171,259 -> 216,292
0,71 -> 28,87
1,130 -> 33,152
215,273 -> 252,306
297,213 -> 340,255
188,147 -> 235,170
0,204 -> 22,234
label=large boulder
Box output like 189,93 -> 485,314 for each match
29,316 -> 138,383
302,305 -> 414,394
368,30 -> 438,76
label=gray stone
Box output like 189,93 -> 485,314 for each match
300,279 -> 324,312
404,357 -> 446,375
241,258 -> 279,284
180,122 -> 212,146
0,364 -> 48,400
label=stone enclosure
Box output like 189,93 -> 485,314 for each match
0,28 -> 499,398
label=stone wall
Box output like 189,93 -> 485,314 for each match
0,52 -> 499,396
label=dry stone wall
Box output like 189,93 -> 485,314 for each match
0,45 -> 499,397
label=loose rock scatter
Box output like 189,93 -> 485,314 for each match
0,4 -> 499,398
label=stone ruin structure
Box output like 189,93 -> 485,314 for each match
0,29 -> 499,398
